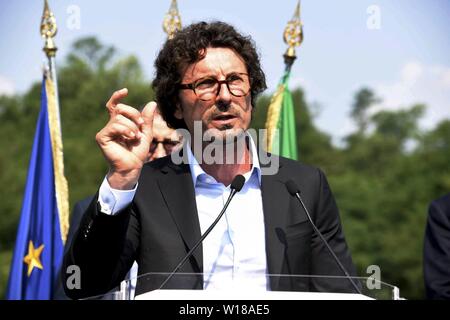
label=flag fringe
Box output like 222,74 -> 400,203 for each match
264,84 -> 285,152
45,76 -> 69,243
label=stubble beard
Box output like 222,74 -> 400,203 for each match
204,126 -> 246,145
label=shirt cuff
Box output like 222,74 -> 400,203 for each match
98,176 -> 137,215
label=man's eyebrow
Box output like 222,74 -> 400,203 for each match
185,74 -> 215,81
183,70 -> 247,83
226,71 -> 248,77
199,71 -> 246,79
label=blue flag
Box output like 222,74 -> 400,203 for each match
6,75 -> 69,300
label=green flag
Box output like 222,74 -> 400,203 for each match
265,70 -> 298,160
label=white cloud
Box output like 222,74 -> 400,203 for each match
400,61 -> 423,87
372,61 -> 450,130
440,69 -> 450,89
0,75 -> 15,96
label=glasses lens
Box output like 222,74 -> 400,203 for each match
228,74 -> 250,97
195,78 -> 217,91
194,78 -> 218,101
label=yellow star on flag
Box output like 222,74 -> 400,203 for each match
23,240 -> 44,277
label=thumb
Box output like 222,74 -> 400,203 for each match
141,101 -> 157,140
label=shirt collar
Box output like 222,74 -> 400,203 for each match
186,132 -> 262,187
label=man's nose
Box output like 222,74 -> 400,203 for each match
215,83 -> 232,110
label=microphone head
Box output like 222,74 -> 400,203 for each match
285,180 -> 300,196
231,175 -> 245,192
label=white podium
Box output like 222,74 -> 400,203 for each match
83,273 -> 401,300
135,289 -> 373,300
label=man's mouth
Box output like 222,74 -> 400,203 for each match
211,114 -> 238,124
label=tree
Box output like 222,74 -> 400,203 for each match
350,87 -> 379,133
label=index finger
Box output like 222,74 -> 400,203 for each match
106,88 -> 128,113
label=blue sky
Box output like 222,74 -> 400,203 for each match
1,0 -> 449,143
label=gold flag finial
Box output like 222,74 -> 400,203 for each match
40,0 -> 58,58
283,0 -> 304,70
163,0 -> 182,40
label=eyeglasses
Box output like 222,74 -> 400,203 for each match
179,72 -> 250,101
149,139 -> 180,153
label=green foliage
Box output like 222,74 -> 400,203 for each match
0,250 -> 12,299
335,101 -> 449,299
371,104 -> 425,142
350,87 -> 380,133
1,36 -> 448,300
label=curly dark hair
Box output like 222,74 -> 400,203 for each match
152,21 -> 267,129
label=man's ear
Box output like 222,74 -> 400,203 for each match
174,102 -> 183,120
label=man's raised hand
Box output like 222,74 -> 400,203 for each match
96,88 -> 157,189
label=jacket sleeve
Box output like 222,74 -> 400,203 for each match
62,192 -> 138,299
309,169 -> 360,293
424,197 -> 450,299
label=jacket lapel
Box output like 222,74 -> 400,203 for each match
260,157 -> 290,289
156,161 -> 203,272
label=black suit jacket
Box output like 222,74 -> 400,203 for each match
424,193 -> 450,299
63,154 -> 357,299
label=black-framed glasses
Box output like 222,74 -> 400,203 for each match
149,139 -> 180,153
178,72 -> 250,101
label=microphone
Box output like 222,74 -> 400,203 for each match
158,174 -> 246,289
285,180 -> 362,295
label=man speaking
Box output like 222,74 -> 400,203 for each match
63,21 -> 357,299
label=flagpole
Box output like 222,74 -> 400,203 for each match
163,0 -> 182,39
264,1 -> 304,160
283,0 -> 304,72
41,0 -> 61,132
